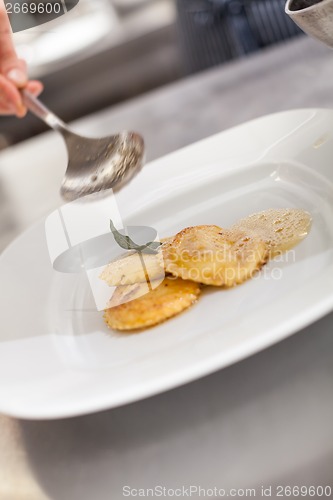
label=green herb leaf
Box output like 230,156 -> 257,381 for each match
110,220 -> 162,254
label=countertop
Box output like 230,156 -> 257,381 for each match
0,36 -> 333,499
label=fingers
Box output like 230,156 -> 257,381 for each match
0,1 -> 27,116
0,3 -> 27,85
0,75 -> 44,117
0,1 -> 43,118
0,73 -> 25,116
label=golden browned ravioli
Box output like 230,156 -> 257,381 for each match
231,208 -> 312,257
163,225 -> 268,287
104,277 -> 201,331
100,237 -> 173,286
101,209 -> 311,332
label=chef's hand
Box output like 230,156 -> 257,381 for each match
0,0 -> 43,117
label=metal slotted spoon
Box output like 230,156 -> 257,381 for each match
22,90 -> 145,201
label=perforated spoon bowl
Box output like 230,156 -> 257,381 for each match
22,90 -> 145,201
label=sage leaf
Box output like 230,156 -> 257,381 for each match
110,220 -> 162,254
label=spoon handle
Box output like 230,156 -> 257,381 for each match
22,90 -> 67,133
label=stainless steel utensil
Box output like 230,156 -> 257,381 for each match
22,90 -> 145,201
285,0 -> 333,48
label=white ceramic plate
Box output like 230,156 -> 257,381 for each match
1,109 -> 333,419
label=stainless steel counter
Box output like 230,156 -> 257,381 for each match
0,36 -> 333,499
